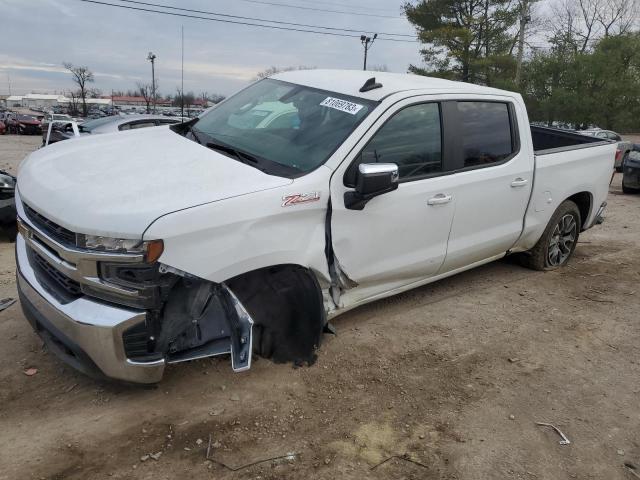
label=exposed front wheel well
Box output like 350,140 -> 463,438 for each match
226,264 -> 326,366
567,191 -> 592,230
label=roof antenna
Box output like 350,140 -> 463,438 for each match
359,77 -> 383,93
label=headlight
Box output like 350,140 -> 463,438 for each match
0,174 -> 15,189
77,235 -> 164,263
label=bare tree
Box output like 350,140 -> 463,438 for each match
87,88 -> 102,99
547,0 -> 582,51
545,0 -> 639,52
66,90 -> 81,116
596,0 -> 638,36
209,93 -> 226,104
576,0 -> 600,52
137,82 -> 153,113
63,62 -> 94,117
174,87 -> 195,109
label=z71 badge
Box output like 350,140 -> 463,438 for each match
282,192 -> 321,207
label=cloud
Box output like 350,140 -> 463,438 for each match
0,59 -> 68,75
2,0 -> 420,96
163,60 -> 259,81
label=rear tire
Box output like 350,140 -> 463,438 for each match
520,200 -> 581,271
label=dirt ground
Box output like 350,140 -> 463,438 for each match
1,134 -> 639,480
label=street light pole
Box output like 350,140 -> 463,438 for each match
147,52 -> 157,113
360,34 -> 377,71
514,0 -> 530,87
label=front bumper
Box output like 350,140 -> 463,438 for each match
16,234 -> 165,383
19,124 -> 42,135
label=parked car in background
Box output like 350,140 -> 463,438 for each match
0,111 -> 15,128
622,144 -> 640,194
43,114 -> 184,145
580,129 -> 631,171
0,120 -> 6,135
5,114 -> 42,135
0,170 -> 16,241
40,113 -> 74,135
16,70 -> 614,383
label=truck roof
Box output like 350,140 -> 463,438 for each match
272,69 -> 514,101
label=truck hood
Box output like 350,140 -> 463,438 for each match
18,127 -> 292,236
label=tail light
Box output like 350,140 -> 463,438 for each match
615,149 -> 622,162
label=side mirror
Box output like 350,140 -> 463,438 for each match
344,163 -> 399,210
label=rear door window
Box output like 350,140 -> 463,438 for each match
457,102 -> 514,168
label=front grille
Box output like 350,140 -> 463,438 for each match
23,203 -> 76,246
32,251 -> 82,296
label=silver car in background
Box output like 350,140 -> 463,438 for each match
43,114 -> 185,145
580,129 -> 632,171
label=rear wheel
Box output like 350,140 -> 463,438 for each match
520,200 -> 581,271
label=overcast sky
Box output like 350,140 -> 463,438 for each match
1,0 -> 424,97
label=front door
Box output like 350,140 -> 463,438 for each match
330,101 -> 457,301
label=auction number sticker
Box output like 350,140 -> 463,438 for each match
320,97 -> 364,115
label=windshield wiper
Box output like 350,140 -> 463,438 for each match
206,140 -> 263,168
186,124 -> 203,145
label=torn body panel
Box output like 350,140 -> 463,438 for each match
136,276 -> 254,372
323,198 -> 358,310
142,263 -> 327,372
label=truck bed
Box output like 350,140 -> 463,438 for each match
531,126 -> 609,154
515,127 -> 616,252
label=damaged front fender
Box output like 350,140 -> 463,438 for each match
143,277 -> 254,372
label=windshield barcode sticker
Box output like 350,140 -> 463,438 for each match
320,97 -> 364,115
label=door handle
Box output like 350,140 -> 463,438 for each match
511,178 -> 528,188
427,193 -> 452,206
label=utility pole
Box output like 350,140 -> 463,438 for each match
147,51 -> 157,113
181,25 -> 184,121
360,34 -> 377,71
514,0 -> 530,87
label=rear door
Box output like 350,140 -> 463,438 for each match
439,99 -> 533,272
330,98 -> 457,297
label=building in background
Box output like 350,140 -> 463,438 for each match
3,94 -> 113,111
21,94 -> 68,110
6,95 -> 24,108
111,95 -> 171,108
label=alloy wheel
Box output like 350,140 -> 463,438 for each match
548,214 -> 577,266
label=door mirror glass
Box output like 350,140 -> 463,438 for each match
345,163 -> 399,210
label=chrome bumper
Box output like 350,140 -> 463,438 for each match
16,234 -> 165,383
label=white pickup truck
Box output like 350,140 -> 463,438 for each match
15,70 -> 614,383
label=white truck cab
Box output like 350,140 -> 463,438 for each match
15,70 -> 614,383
